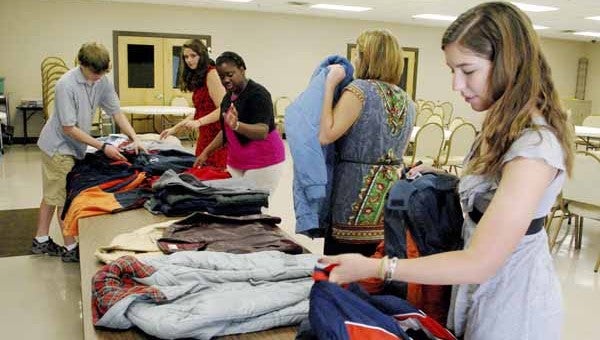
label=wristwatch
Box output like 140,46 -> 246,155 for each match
100,142 -> 110,152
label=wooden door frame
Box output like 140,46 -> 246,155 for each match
112,31 -> 212,95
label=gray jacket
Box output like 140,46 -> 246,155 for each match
95,251 -> 318,339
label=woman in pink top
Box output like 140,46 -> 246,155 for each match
195,52 -> 285,193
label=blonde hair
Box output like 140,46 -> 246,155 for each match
442,2 -> 574,176
354,29 -> 404,84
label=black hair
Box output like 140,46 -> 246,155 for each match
215,51 -> 246,70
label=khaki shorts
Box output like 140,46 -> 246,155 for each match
41,152 -> 75,206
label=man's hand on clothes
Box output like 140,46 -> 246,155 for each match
127,138 -> 146,155
103,143 -> 127,161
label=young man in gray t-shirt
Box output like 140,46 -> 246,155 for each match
33,42 -> 145,262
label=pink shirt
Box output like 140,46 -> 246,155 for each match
224,121 -> 285,171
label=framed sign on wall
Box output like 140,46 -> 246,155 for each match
346,43 -> 419,100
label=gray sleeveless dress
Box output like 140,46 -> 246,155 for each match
448,116 -> 565,339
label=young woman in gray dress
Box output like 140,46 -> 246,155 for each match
319,2 -> 574,339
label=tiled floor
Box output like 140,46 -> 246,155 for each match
0,143 -> 598,339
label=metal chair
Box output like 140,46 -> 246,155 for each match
421,100 -> 435,112
433,105 -> 451,126
425,113 -> 444,126
546,151 -> 600,272
448,117 -> 466,131
437,122 -> 477,174
439,101 -> 454,126
403,122 -> 445,167
273,96 -> 291,137
415,107 -> 433,127
582,116 -> 600,128
576,116 -> 600,150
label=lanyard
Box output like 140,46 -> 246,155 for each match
84,83 -> 95,112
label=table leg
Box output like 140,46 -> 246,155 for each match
153,115 -> 160,133
585,137 -> 589,151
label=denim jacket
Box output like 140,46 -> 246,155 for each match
285,55 -> 354,236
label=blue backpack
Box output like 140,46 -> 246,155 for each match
383,172 -> 464,323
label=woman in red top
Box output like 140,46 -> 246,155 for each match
160,39 -> 227,168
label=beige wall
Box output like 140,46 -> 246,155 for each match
540,38 -> 589,100
585,44 -> 600,115
0,0 -> 596,137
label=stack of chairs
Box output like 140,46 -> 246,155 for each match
41,56 -> 69,120
414,100 -> 454,128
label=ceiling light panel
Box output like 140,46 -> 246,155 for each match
412,14 -> 457,21
511,2 -> 559,12
585,16 -> 600,21
310,4 -> 372,12
574,31 -> 600,37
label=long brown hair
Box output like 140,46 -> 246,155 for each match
178,39 -> 213,92
442,2 -> 574,176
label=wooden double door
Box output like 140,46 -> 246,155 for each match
114,32 -> 211,131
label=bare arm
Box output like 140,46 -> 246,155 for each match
323,157 -> 557,285
195,130 -> 225,167
200,69 -> 226,125
235,122 -> 269,140
180,70 -> 226,132
167,113 -> 195,133
204,130 -> 225,154
63,125 -> 105,150
112,112 -> 141,142
112,112 -> 145,154
63,124 -> 127,160
318,65 -> 362,145
223,104 -> 269,140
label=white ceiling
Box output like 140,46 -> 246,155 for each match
105,0 -> 600,42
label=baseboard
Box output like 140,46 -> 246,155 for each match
12,137 -> 38,144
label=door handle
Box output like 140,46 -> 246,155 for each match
155,93 -> 164,100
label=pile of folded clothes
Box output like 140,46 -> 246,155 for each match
145,169 -> 269,216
